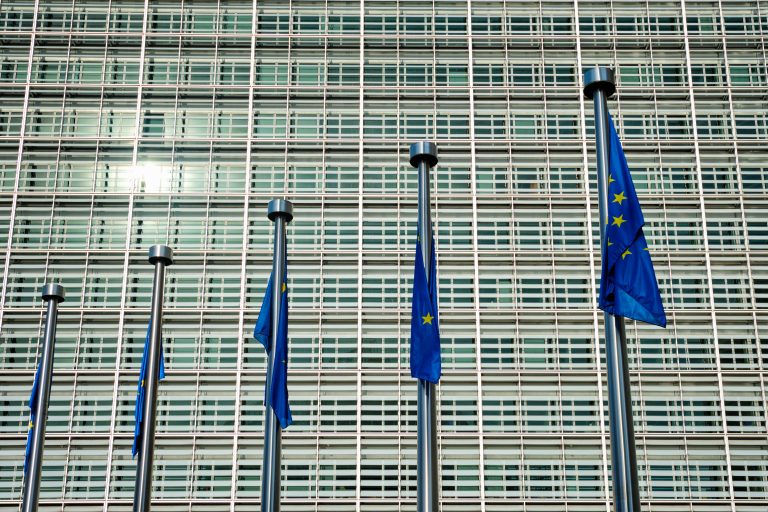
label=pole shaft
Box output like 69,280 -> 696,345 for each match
592,88 -> 641,512
416,158 -> 439,512
21,298 -> 59,512
133,260 -> 168,512
261,214 -> 287,512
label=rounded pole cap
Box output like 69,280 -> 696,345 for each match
41,283 -> 65,302
583,66 -> 616,99
148,245 -> 174,265
409,141 -> 439,168
267,199 -> 294,222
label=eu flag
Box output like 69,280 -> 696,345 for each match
24,364 -> 41,474
254,265 -> 292,429
599,114 -> 667,327
133,322 -> 166,457
410,235 -> 441,383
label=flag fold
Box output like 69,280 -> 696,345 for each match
24,364 -> 41,474
133,322 -> 166,457
410,236 -> 441,383
254,265 -> 293,429
599,115 -> 667,327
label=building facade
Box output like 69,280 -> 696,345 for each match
1,0 -> 767,511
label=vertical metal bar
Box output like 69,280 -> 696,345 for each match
584,67 -> 641,512
228,3 -> 260,509
261,199 -> 294,512
21,284 -> 65,512
410,141 -> 440,512
133,245 -> 174,512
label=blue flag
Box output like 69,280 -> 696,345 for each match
254,265 -> 292,429
133,322 -> 166,457
24,364 -> 41,474
598,115 -> 667,327
410,236 -> 441,383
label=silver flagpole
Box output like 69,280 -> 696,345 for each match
133,245 -> 174,512
584,66 -> 641,512
21,284 -> 65,512
410,141 -> 440,512
261,199 -> 293,512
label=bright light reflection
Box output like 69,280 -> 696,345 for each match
131,164 -> 166,192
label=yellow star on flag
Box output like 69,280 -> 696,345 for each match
621,248 -> 632,259
422,312 -> 434,325
612,191 -> 626,205
28,420 -> 34,429
607,238 -> 613,247
281,282 -> 287,293
608,174 -> 615,185
612,214 -> 626,228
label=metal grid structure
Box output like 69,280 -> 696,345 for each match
0,0 -> 767,511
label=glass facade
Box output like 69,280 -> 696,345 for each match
1,0 -> 767,510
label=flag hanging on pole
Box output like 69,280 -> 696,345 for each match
410,233 -> 441,383
24,364 -> 41,474
133,322 -> 166,457
254,264 -> 292,429
599,114 -> 667,327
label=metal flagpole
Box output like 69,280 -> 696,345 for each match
21,283 -> 65,512
261,198 -> 293,512
410,141 -> 440,512
133,245 -> 174,512
584,66 -> 641,512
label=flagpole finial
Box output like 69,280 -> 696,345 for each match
148,245 -> 174,266
583,66 -> 616,99
409,140 -> 438,168
41,284 -> 65,302
267,198 -> 294,223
